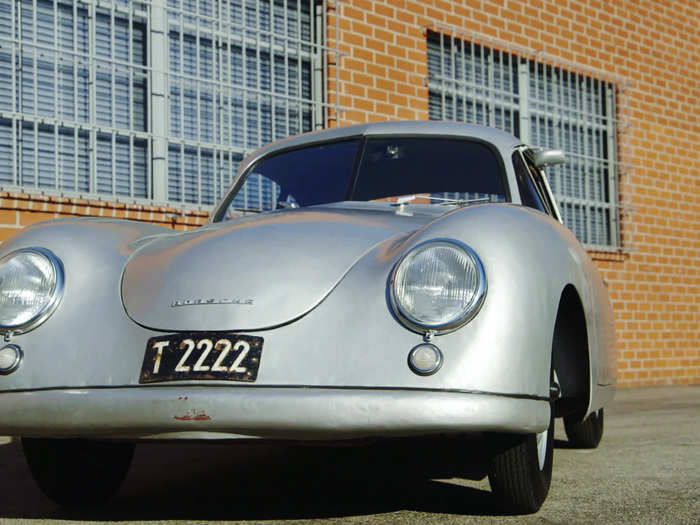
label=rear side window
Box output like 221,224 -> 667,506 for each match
512,151 -> 547,212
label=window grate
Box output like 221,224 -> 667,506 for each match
0,0 -> 327,209
164,0 -> 319,206
427,31 -> 620,249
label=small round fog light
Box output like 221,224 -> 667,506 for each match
0,344 -> 22,375
408,343 -> 443,376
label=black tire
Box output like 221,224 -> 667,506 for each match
22,438 -> 134,507
564,408 -> 604,449
488,407 -> 554,514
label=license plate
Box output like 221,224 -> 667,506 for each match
139,333 -> 263,384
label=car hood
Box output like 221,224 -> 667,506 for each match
122,204 -> 437,331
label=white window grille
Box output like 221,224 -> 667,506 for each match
166,0 -> 324,207
0,0 -> 150,199
0,0 -> 326,209
428,31 -> 620,249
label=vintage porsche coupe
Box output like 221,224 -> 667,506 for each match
0,121 -> 615,513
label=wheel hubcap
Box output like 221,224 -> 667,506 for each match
536,427 -> 548,470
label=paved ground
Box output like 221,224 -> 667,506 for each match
0,385 -> 698,525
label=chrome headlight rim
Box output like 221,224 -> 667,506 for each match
389,238 -> 487,335
0,247 -> 65,333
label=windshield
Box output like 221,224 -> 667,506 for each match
217,137 -> 508,221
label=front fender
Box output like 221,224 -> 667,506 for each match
0,219 -> 171,390
400,203 -> 614,403
388,204 -> 585,398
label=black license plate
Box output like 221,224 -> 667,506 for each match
139,332 -> 263,384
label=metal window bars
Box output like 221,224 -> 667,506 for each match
427,31 -> 621,249
0,0 -> 331,210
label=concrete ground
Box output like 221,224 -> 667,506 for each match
0,385 -> 698,525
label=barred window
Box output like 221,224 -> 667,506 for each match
0,0 -> 149,198
428,32 -> 619,248
166,0 -> 322,207
0,0 -> 324,208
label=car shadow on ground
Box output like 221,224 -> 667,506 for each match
0,439 -> 529,520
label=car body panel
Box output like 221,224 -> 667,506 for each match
123,205 -> 441,331
0,387 -> 550,440
0,122 -> 616,441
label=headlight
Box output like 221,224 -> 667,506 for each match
0,248 -> 64,332
390,239 -> 486,333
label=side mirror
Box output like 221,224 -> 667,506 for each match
532,149 -> 566,168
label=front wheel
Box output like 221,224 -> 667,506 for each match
22,438 -> 134,507
487,407 -> 554,514
564,408 -> 604,449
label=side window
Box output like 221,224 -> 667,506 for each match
512,151 -> 547,213
523,155 -> 557,217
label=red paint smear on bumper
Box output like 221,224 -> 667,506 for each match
174,413 -> 211,421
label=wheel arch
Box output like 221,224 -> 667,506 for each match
551,284 -> 591,421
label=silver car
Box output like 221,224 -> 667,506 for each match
0,121 -> 616,513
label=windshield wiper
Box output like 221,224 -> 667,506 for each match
390,195 -> 492,208
426,195 -> 492,206
227,207 -> 263,215
389,194 -> 492,216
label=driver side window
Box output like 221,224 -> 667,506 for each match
512,151 -> 554,216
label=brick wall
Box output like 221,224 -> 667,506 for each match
1,0 -> 697,387
325,0 -> 698,387
0,192 -> 209,241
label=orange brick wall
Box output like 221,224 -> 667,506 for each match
1,1 -> 697,387
0,193 -> 209,243
325,0 -> 699,387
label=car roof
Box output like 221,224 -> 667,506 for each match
238,121 -> 522,174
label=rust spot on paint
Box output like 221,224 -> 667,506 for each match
174,414 -> 211,421
174,409 -> 211,421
